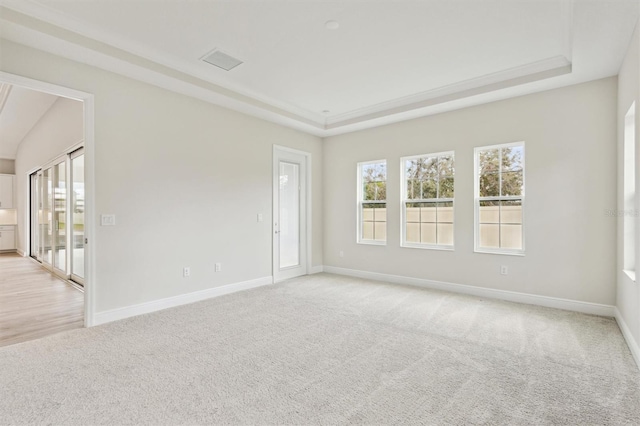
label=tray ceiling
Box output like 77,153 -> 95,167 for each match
0,0 -> 638,136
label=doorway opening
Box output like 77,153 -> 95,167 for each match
0,71 -> 95,347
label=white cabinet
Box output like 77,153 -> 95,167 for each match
0,226 -> 16,251
0,174 -> 15,209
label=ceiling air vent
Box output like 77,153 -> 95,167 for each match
201,49 -> 243,71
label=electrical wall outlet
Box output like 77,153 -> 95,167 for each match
501,265 -> 508,275
215,263 -> 222,272
183,267 -> 191,277
339,250 -> 344,258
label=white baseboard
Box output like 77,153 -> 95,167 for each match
93,276 -> 273,326
323,266 -> 615,317
614,308 -> 640,369
16,248 -> 25,257
309,265 -> 324,274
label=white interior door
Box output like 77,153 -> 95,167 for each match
273,147 -> 308,282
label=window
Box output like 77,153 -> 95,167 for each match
401,152 -> 454,249
357,160 -> 386,244
624,103 -> 636,281
475,142 -> 525,255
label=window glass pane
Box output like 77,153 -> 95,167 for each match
437,223 -> 454,245
420,223 -> 437,245
362,162 -> 386,201
374,222 -> 387,241
439,155 -> 454,177
406,159 -> 421,179
479,200 -> 499,223
375,162 -> 387,180
420,202 -> 437,222
501,200 -> 522,224
437,202 -> 454,223
501,170 -> 523,196
362,202 -> 386,241
363,182 -> 376,201
374,206 -> 387,222
362,222 -> 374,240
500,224 -> 522,249
375,181 -> 386,201
503,146 -> 524,172
479,224 -> 500,248
479,172 -> 500,197
479,149 -> 499,174
439,176 -> 454,198
478,149 -> 500,197
406,222 -> 420,243
421,179 -> 437,199
279,161 -> 300,268
362,205 -> 374,221
406,205 -> 420,222
422,157 -> 439,180
362,162 -> 386,180
407,179 -> 420,199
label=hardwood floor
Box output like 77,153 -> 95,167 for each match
0,253 -> 84,347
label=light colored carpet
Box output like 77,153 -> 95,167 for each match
1,273 -> 639,425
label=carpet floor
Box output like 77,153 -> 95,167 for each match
1,273 -> 639,425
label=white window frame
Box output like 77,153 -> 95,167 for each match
474,141 -> 525,256
400,151 -> 455,250
357,159 -> 387,245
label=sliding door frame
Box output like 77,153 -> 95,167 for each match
1,71 -> 96,327
69,147 -> 85,286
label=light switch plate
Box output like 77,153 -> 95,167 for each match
101,214 -> 116,226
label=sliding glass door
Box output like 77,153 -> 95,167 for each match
41,167 -> 53,268
52,160 -> 67,276
70,149 -> 85,284
29,172 -> 40,260
30,147 -> 85,285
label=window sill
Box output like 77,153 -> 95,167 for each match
401,243 -> 454,251
357,240 -> 386,246
474,248 -> 525,257
623,270 -> 636,282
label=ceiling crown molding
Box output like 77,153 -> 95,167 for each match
327,56 -> 572,129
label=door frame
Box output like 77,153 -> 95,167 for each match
1,71 -> 96,327
272,145 -> 312,283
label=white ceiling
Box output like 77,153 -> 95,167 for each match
0,0 -> 638,136
0,84 -> 58,159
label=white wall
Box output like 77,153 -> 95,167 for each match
14,97 -> 84,254
617,22 -> 640,350
1,38 -> 323,314
324,78 -> 617,305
